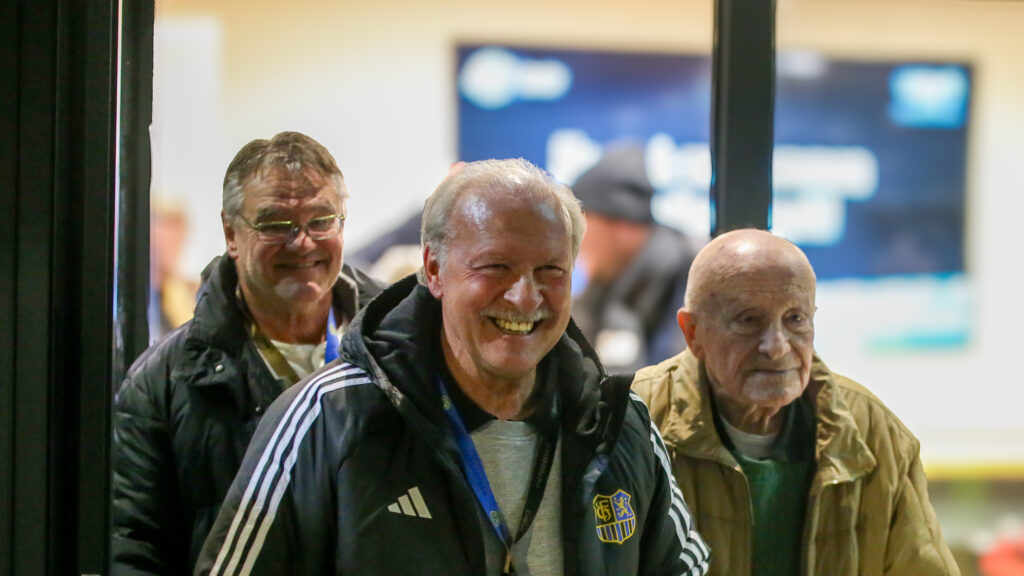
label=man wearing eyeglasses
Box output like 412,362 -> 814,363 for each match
112,132 -> 383,575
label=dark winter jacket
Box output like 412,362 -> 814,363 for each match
111,255 -> 382,575
195,275 -> 710,576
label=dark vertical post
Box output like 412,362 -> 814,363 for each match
0,0 -> 18,572
710,0 -> 776,234
116,0 -> 155,379
0,0 -> 122,573
10,1 -> 62,570
71,0 -> 120,571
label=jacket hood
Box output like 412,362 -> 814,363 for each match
339,275 -> 446,427
656,350 -> 876,486
339,274 -> 634,457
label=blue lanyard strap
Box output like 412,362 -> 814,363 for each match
436,376 -> 559,575
324,307 -> 339,364
438,377 -> 515,546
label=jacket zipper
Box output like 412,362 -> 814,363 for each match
802,475 -> 856,576
732,463 -> 755,576
680,449 -> 754,576
436,449 -> 492,576
801,482 -> 819,576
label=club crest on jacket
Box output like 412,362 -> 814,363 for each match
593,489 -> 636,544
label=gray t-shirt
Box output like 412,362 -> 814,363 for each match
472,420 -> 563,576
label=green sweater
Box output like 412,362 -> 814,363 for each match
735,452 -> 814,575
719,399 -> 817,576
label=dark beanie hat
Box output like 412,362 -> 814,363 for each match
572,146 -> 655,224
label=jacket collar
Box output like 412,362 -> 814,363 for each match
805,358 -> 877,487
662,350 -> 876,486
171,255 -> 250,388
176,254 -> 370,388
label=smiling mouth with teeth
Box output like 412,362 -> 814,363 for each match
492,317 -> 537,335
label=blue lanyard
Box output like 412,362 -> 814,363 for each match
324,307 -> 339,364
436,376 -> 559,576
437,377 -> 515,547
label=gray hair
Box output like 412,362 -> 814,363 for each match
418,158 -> 585,284
222,131 -> 348,220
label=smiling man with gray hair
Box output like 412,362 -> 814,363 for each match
197,158 -> 709,575
112,132 -> 382,575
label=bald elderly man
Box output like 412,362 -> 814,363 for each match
632,229 -> 959,576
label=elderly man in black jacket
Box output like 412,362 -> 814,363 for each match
196,158 -> 709,575
112,132 -> 382,574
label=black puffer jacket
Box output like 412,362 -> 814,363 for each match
111,255 -> 382,575
195,275 -> 710,576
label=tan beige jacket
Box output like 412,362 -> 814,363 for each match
632,350 -> 959,576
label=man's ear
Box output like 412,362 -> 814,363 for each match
223,212 -> 239,259
423,245 -> 444,299
678,308 -> 703,359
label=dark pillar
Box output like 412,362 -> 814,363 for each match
710,0 -> 776,234
0,0 -> 147,572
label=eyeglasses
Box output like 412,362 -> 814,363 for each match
240,213 -> 345,245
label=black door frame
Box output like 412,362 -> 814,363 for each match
1,0 -> 152,573
0,0 -> 771,573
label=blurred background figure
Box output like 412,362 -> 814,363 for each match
571,146 -> 702,374
149,194 -> 199,342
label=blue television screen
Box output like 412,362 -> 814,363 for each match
456,44 -> 972,352
457,44 -> 970,280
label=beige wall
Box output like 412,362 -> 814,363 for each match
153,0 -> 1024,473
155,0 -> 714,261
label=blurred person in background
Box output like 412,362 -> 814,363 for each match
112,132 -> 383,574
149,194 -> 199,342
572,145 -> 701,374
632,228 -> 959,576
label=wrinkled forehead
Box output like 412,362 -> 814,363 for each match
244,167 -> 340,202
705,263 -> 816,311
